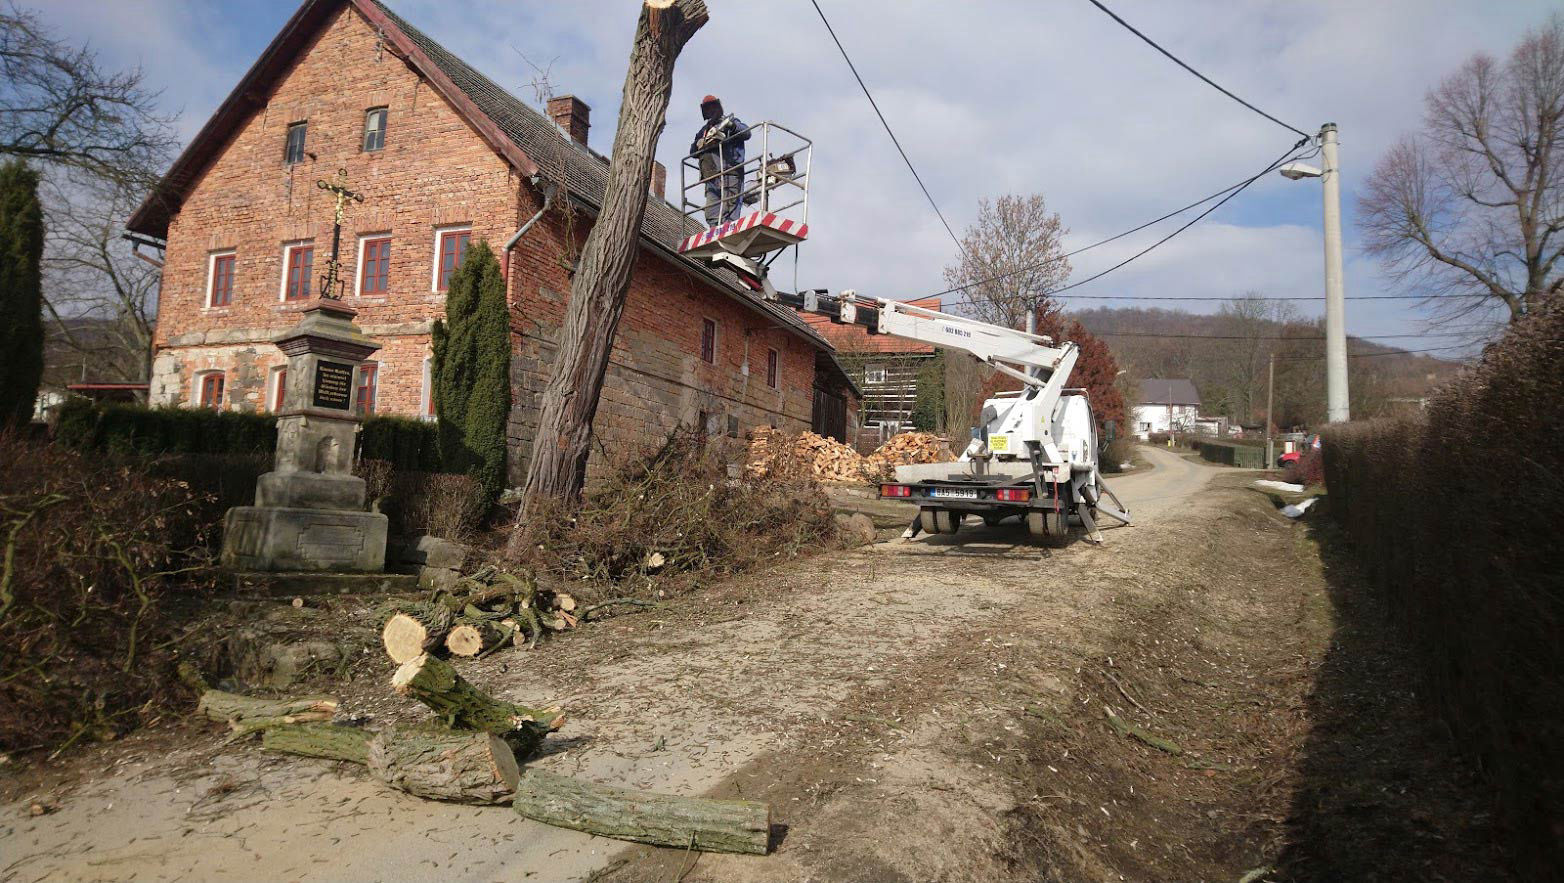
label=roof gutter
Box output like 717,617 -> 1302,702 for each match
500,174 -> 555,280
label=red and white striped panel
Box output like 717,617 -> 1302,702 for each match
677,211 -> 809,253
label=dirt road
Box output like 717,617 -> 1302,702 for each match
2,447 -> 1504,881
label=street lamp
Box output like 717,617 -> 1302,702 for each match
1279,123 -> 1349,423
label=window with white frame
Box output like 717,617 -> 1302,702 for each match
268,365 -> 288,412
195,371 -> 225,409
356,233 -> 391,296
206,249 -> 235,308
864,366 -> 887,384
432,226 -> 472,292
420,355 -> 435,420
280,240 -> 315,300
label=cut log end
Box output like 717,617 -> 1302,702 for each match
383,612 -> 431,664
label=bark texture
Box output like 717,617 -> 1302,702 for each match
391,653 -> 563,757
516,0 -> 709,523
261,722 -> 373,764
511,769 -> 771,855
197,690 -> 337,724
382,606 -> 454,664
367,725 -> 520,805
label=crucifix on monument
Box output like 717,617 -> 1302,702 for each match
221,168 -> 387,572
315,168 -> 365,300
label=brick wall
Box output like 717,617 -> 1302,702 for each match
153,4 -> 520,412
151,2 -> 825,485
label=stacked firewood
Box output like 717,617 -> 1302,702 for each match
746,427 -> 871,482
380,565 -> 578,662
862,432 -> 958,481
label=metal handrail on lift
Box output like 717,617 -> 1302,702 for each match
678,121 -> 812,241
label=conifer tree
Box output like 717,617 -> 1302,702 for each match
431,240 -> 511,502
0,160 -> 44,427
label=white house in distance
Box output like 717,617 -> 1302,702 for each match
1132,379 -> 1201,438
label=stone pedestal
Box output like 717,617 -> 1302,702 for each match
221,298 -> 388,572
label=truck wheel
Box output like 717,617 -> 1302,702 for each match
1046,510 -> 1069,536
933,509 -> 960,534
918,508 -> 940,535
1026,512 -> 1047,538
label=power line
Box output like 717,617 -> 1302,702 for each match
945,139 -> 1310,309
1041,292 -> 1472,302
928,140 -> 1310,304
1083,0 -> 1311,139
1286,344 -> 1473,360
1093,330 -> 1481,341
810,0 -> 962,249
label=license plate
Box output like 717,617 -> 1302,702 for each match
930,488 -> 978,499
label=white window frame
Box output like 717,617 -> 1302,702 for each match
267,364 -> 288,413
205,249 -> 236,309
356,361 -> 380,415
355,232 -> 392,297
864,366 -> 887,384
279,239 -> 315,302
430,224 -> 472,293
420,354 -> 435,421
193,370 -> 225,410
362,106 -> 388,152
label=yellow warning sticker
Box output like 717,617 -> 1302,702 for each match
989,434 -> 1009,452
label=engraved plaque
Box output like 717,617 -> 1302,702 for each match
312,360 -> 354,410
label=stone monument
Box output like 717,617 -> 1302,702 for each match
221,169 -> 387,571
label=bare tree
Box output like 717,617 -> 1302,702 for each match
0,4 -> 176,185
942,194 -> 1071,329
1359,14 -> 1564,323
517,0 -> 707,517
41,171 -> 160,382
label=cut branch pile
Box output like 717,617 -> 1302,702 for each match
381,565 -> 580,662
862,432 -> 957,481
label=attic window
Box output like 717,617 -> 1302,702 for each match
363,107 -> 387,152
284,121 -> 307,165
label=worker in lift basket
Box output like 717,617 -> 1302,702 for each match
690,94 -> 749,227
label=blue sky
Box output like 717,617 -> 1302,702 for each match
32,0 -> 1560,357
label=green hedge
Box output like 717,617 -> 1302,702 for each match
54,399 -> 444,472
1321,298 -> 1563,873
1193,438 -> 1266,468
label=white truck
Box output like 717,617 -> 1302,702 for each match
671,124 -> 1126,543
773,290 -> 1130,544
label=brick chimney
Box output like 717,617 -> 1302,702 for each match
650,160 -> 667,199
546,95 -> 590,146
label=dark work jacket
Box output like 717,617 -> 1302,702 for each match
690,114 -> 750,168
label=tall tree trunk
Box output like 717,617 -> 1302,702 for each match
516,0 -> 708,529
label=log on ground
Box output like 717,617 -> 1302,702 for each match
392,653 -> 564,756
197,689 -> 337,724
367,725 -> 520,805
261,722 -> 373,764
511,769 -> 770,855
445,619 -> 507,657
382,605 -> 455,664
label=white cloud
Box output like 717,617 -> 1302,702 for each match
27,0 -> 1551,354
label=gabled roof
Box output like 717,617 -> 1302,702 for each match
801,295 -> 945,356
1136,379 -> 1201,406
126,0 -> 852,387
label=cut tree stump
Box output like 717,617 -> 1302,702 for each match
512,769 -> 771,855
392,654 -> 563,756
261,722 -> 373,764
445,620 -> 506,657
382,605 -> 455,663
368,725 -> 520,805
197,689 -> 337,724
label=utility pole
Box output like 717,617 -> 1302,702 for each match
1266,351 -> 1275,467
1320,123 -> 1349,423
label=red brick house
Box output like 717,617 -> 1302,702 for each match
127,0 -> 857,482
803,295 -> 943,436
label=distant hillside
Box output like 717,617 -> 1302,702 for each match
1068,306 -> 1464,428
